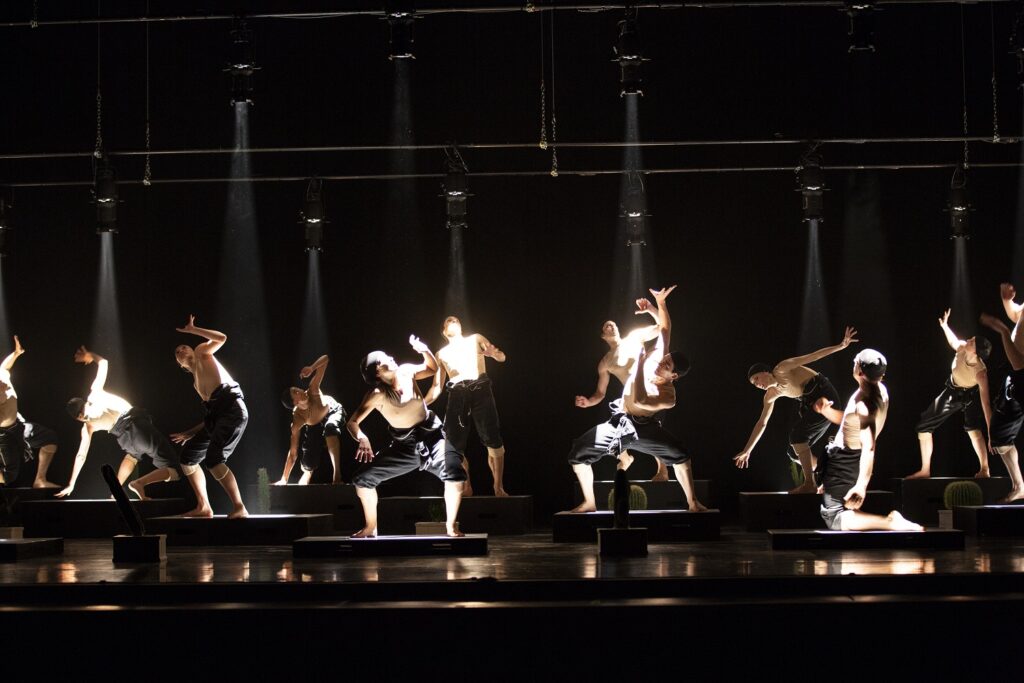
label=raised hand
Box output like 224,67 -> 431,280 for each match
73,346 -> 95,365
840,326 -> 859,349
13,336 -> 24,356
481,341 -> 501,359
409,334 -> 429,354
938,309 -> 951,327
649,285 -> 677,302
355,438 -> 374,463
299,366 -> 314,379
634,298 -> 654,315
574,395 -> 590,408
176,314 -> 197,334
1001,283 -> 1017,302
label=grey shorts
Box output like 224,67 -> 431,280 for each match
820,490 -> 851,530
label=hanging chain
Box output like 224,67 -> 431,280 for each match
538,9 -> 548,150
549,8 -> 558,177
94,10 -> 103,158
143,1 -> 152,186
30,0 -> 39,28
990,4 -> 1000,142
959,4 -> 968,168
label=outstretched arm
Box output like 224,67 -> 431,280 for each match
425,363 -> 447,406
937,309 -> 965,352
300,354 -> 330,394
812,396 -> 845,425
575,363 -> 611,408
733,391 -> 778,468
56,424 -> 94,497
407,335 -> 439,380
176,315 -> 227,355
777,326 -> 858,370
275,417 -> 305,485
477,335 -> 506,363
1001,283 -> 1023,323
73,346 -> 108,393
0,335 -> 24,375
346,391 -> 378,463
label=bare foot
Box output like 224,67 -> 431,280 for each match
567,501 -> 597,513
905,470 -> 931,480
494,487 -> 509,497
687,499 -> 709,512
32,480 -> 59,489
228,504 -> 249,519
447,525 -> 465,537
127,481 -> 149,501
350,526 -> 377,538
997,488 -> 1024,503
788,482 -> 817,494
298,471 -> 312,485
887,510 -> 924,531
974,468 -> 991,479
183,505 -> 214,518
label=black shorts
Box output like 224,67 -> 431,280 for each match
181,383 -> 248,467
109,408 -> 178,470
789,373 -> 840,447
990,374 -> 1024,447
915,378 -> 983,433
818,444 -> 862,530
567,400 -> 689,466
0,418 -> 57,484
444,374 -> 503,453
351,412 -> 467,489
300,403 -> 346,472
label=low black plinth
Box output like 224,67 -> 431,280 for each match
576,480 -> 712,510
377,495 -> 533,535
740,491 -> 897,531
112,534 -> 166,563
293,533 -> 488,558
21,499 -> 192,538
768,528 -> 965,550
0,487 -> 61,526
952,504 -> 1024,537
552,509 -> 720,543
147,514 -> 333,546
895,477 -> 1012,525
0,537 -> 63,561
252,483 -> 363,532
598,527 -> 648,556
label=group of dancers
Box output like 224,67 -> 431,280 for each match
1,282 -> 1023,537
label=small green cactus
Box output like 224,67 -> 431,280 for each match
943,480 -> 983,510
789,460 -> 805,487
255,467 -> 271,514
608,484 -> 648,511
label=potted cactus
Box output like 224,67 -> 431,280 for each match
939,480 -> 983,529
254,467 -> 271,514
607,484 -> 649,511
415,501 -> 456,535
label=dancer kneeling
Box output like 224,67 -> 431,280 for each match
814,349 -> 922,531
347,335 -> 466,538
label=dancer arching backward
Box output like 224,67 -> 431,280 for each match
813,349 -> 922,531
0,336 -> 59,489
276,354 -> 346,485
427,316 -> 508,497
347,335 -> 467,538
567,285 -> 706,513
908,309 -> 992,479
171,316 -> 248,519
734,327 -> 856,494
573,299 -> 670,482
60,346 -> 179,500
979,282 -> 1024,502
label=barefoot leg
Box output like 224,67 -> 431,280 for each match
487,446 -> 508,496
461,457 -> 474,497
788,442 -> 817,493
181,464 -> 214,517
841,509 -> 923,531
568,463 -> 597,513
209,464 -> 248,518
673,461 -> 708,511
298,469 -> 313,485
352,486 -> 378,537
444,480 -> 465,537
906,432 -> 934,478
32,444 -> 59,489
326,435 -> 343,484
128,467 -> 176,501
967,429 -> 990,477
995,445 -> 1024,502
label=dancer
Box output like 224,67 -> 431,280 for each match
813,349 -> 923,531
0,336 -> 59,489
60,346 -> 179,499
171,315 -> 248,518
908,309 -> 992,479
276,354 -> 346,485
347,335 -> 466,537
978,282 -> 1024,501
428,316 -> 508,496
574,302 -> 670,481
734,328 -> 856,493
567,286 -> 706,513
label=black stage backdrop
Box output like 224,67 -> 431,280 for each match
1,1 -> 1021,515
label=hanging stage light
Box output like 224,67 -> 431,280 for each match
946,165 -> 972,239
386,1 -> 416,60
225,17 -> 258,105
442,147 -> 470,230
613,8 -> 647,97
1012,8 -> 1024,89
0,192 -> 11,258
796,150 -> 826,223
621,174 -> 648,246
93,156 -> 118,234
844,2 -> 876,53
301,178 -> 327,253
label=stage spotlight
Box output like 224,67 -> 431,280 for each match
796,151 -> 826,223
442,147 -> 470,230
620,175 -> 648,246
946,165 -> 972,239
844,2 -> 876,53
613,8 -> 647,97
386,1 -> 416,60
93,156 -> 118,234
225,17 -> 258,106
0,192 -> 11,258
300,178 -> 326,253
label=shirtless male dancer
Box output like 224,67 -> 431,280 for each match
813,349 -> 923,531
574,301 -> 670,481
428,316 -> 508,496
347,335 -> 467,537
276,354 -> 346,485
979,282 -> 1024,502
568,286 -> 706,513
0,336 -> 59,489
171,316 -> 248,518
60,346 -> 179,499
735,327 -> 857,493
908,309 -> 992,479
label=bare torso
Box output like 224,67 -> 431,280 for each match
191,353 -> 235,401
373,368 -> 428,429
622,348 -> 676,418
604,337 -> 645,387
0,379 -> 17,428
438,334 -> 486,383
295,392 -> 338,427
772,364 -> 817,399
834,386 -> 889,450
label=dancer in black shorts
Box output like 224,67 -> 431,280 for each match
0,336 -> 59,489
277,354 -> 347,485
980,283 -> 1024,502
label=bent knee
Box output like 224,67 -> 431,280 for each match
181,463 -> 200,476
208,463 -> 230,480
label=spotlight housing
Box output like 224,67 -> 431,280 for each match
0,192 -> 11,258
844,2 -> 877,53
620,175 -> 648,246
93,156 -> 118,234
301,178 -> 327,253
613,8 -> 648,97
946,165 -> 972,239
442,149 -> 470,230
225,17 -> 258,106
386,1 -> 417,60
796,152 -> 826,223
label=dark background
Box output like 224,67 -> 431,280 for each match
1,1 -> 1022,517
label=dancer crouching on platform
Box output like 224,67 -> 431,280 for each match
171,315 -> 248,519
734,327 -> 856,493
568,286 -> 706,513
347,335 -> 466,538
0,336 -> 59,489
276,354 -> 346,485
814,349 -> 922,531
979,282 -> 1024,502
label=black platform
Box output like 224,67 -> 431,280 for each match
293,533 -> 489,557
768,529 -> 965,550
21,499 -> 193,538
552,509 -> 720,542
146,513 -> 333,545
0,537 -> 63,561
575,479 -> 712,510
0,487 -> 61,526
377,495 -> 533,535
257,483 -> 363,531
952,504 -> 1024,537
739,491 -> 897,531
895,477 -> 1012,525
